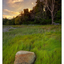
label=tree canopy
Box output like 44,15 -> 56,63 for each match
3,0 -> 61,25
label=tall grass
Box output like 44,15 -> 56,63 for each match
3,25 -> 61,64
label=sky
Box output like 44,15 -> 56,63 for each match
3,0 -> 37,19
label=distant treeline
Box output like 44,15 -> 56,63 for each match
3,0 -> 61,25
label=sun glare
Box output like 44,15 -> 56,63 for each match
32,2 -> 34,5
43,8 -> 45,11
29,9 -> 31,12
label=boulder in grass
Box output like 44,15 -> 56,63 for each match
14,51 -> 36,64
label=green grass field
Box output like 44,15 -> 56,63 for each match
3,25 -> 61,64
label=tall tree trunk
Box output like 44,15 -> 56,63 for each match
40,0 -> 55,24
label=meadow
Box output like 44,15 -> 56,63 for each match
3,25 -> 61,64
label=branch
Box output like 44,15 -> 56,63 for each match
46,0 -> 52,12
47,5 -> 52,12
52,0 -> 55,11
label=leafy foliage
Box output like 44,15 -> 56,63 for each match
55,10 -> 61,24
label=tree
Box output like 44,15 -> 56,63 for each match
55,10 -> 61,24
15,16 -> 20,25
6,21 -> 10,25
32,0 -> 46,24
40,0 -> 55,24
34,0 -> 44,17
3,18 -> 7,25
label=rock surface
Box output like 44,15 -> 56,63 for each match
3,26 -> 16,32
14,51 -> 36,64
